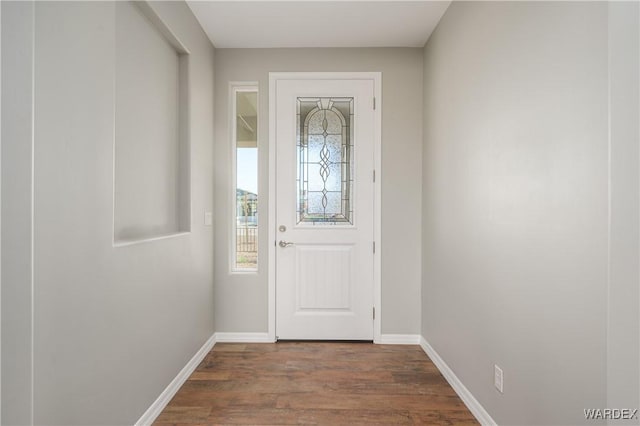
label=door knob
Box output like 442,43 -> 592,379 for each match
279,240 -> 294,248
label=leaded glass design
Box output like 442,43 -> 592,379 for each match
297,97 -> 354,225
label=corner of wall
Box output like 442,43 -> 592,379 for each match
606,1 -> 640,418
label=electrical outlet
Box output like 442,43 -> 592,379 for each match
494,364 -> 504,393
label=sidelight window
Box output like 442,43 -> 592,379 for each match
232,85 -> 258,271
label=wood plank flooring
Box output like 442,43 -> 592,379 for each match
154,342 -> 478,425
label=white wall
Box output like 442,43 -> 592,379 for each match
422,2 -> 615,424
213,48 -> 423,335
2,1 -> 215,424
1,2 -> 35,423
607,2 -> 640,421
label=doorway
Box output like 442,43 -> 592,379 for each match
268,73 -> 382,340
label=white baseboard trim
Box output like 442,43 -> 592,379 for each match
377,334 -> 422,344
135,333 -> 217,426
214,332 -> 273,343
419,336 -> 497,426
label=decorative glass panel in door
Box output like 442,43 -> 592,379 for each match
296,97 -> 354,225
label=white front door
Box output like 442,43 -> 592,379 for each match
274,76 -> 376,340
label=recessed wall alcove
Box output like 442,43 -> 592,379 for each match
114,1 -> 190,245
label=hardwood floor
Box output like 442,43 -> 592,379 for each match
154,342 -> 478,425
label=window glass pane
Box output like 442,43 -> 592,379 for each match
297,97 -> 353,225
235,90 -> 258,269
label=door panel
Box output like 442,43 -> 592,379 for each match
275,78 -> 375,340
296,245 -> 352,310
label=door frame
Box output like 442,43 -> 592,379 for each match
267,72 -> 382,343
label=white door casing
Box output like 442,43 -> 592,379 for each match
269,73 -> 381,340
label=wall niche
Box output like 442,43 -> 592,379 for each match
114,1 -> 190,245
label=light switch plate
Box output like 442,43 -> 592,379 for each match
494,364 -> 504,393
204,212 -> 213,226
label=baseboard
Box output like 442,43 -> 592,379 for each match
419,336 -> 497,426
214,332 -> 273,343
377,334 -> 421,344
135,333 -> 217,426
